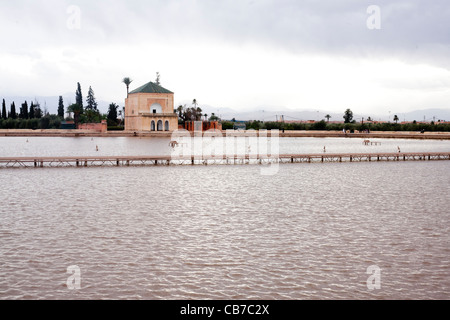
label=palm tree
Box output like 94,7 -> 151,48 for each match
122,77 -> 133,97
196,107 -> 202,120
68,103 -> 83,127
325,114 -> 331,122
393,114 -> 399,124
209,112 -> 219,121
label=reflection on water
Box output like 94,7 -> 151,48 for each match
0,154 -> 449,299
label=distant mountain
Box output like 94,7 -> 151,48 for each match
199,105 -> 450,123
2,95 -> 449,122
401,109 -> 450,122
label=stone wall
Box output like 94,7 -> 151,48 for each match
77,120 -> 107,133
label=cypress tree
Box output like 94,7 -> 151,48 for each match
20,101 -> 29,119
10,102 -> 17,119
19,104 -> 24,119
107,103 -> 118,126
0,99 -> 4,119
75,82 -> 83,110
58,96 -> 65,118
29,102 -> 35,119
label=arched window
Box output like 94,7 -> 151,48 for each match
150,103 -> 162,114
157,120 -> 163,131
164,120 -> 169,131
151,120 -> 155,131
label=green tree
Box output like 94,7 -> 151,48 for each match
32,101 -> 42,119
29,102 -> 35,119
76,82 -> 83,109
177,104 -> 203,123
40,115 -> 50,129
176,105 -> 185,124
86,86 -> 98,111
68,103 -> 83,127
58,96 -> 65,118
35,106 -> 43,118
19,101 -> 28,119
209,112 -> 219,121
1,99 -> 6,120
325,114 -> 331,122
84,86 -> 100,122
393,114 -> 399,124
122,77 -> 133,97
313,120 -> 327,130
107,102 -> 119,126
10,102 -> 17,119
343,108 -> 353,123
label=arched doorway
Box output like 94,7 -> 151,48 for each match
157,120 -> 163,131
164,120 -> 169,131
151,120 -> 155,131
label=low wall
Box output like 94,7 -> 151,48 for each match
77,121 -> 107,133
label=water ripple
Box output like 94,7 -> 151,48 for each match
0,155 -> 449,299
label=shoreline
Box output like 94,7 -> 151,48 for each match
0,129 -> 450,140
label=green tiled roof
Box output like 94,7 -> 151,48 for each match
129,81 -> 173,94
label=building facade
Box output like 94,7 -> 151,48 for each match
184,121 -> 222,131
124,81 -> 178,132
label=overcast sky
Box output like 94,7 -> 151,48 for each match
1,0 -> 450,116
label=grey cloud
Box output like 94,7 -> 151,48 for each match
1,0 -> 450,66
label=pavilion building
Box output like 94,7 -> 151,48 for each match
124,81 -> 178,132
